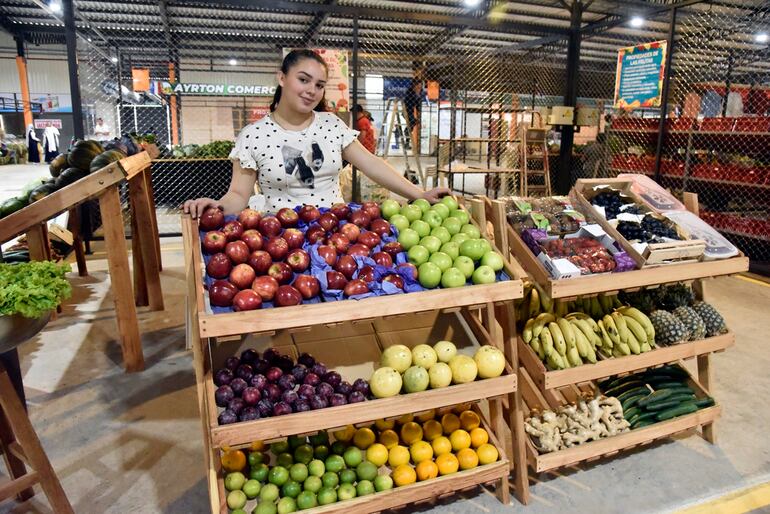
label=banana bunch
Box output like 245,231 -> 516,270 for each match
596,307 -> 656,358
517,283 -> 553,322
564,294 -> 622,319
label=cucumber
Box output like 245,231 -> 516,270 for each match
627,414 -> 640,426
632,419 -> 656,429
694,397 -> 715,408
617,386 -> 651,403
638,389 -> 673,408
651,381 -> 688,390
646,394 -> 696,411
653,365 -> 689,378
601,375 -> 635,392
624,406 -> 641,420
656,401 -> 699,421
663,386 -> 695,396
636,411 -> 659,423
605,380 -> 646,398
621,394 -> 647,412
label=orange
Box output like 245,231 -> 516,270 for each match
353,427 -> 376,450
452,402 -> 473,414
431,436 -> 452,456
409,441 -> 433,463
415,409 -> 436,423
366,443 -> 389,467
221,449 -> 246,472
459,410 -> 481,431
415,460 -> 439,481
456,448 -> 479,470
379,429 -> 400,449
392,464 -> 417,487
388,445 -> 411,468
249,441 -> 265,452
469,427 -> 489,448
422,420 -> 443,441
395,413 -> 414,425
400,422 -> 423,445
476,443 -> 499,465
441,413 -> 461,435
435,453 -> 459,475
375,418 -> 396,431
449,429 -> 471,451
333,425 -> 356,442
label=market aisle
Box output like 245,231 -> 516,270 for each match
1,241 -> 769,513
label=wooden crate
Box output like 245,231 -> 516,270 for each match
518,365 -> 720,473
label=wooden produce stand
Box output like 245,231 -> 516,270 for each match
182,199 -> 525,514
0,150 -> 164,372
483,193 -> 749,505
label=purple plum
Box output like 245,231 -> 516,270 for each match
291,364 -> 308,382
316,382 -> 334,398
311,363 -> 328,377
236,364 -> 254,381
229,377 -> 248,396
303,373 -> 320,387
263,348 -> 280,363
352,378 -> 370,397
298,384 -> 315,399
214,368 -> 234,387
266,367 -> 283,382
281,390 -> 299,405
335,381 -> 352,396
273,402 -> 293,416
242,387 -> 261,406
264,383 -> 282,402
330,393 -> 347,407
348,391 -> 366,403
309,395 -> 328,410
275,355 -> 295,373
298,353 -> 316,368
228,397 -> 246,415
278,374 -> 296,391
215,385 -> 234,407
253,359 -> 270,374
249,374 -> 267,390
239,406 -> 260,422
294,399 -> 311,412
257,399 -> 274,417
323,371 -> 342,389
218,409 -> 238,425
240,348 -> 259,363
224,356 -> 241,371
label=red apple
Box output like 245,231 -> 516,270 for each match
237,208 -> 262,230
293,275 -> 320,299
370,218 -> 392,238
252,275 -> 279,301
230,263 -> 256,289
275,285 -> 302,307
265,237 -> 289,261
330,203 -> 351,221
382,242 -> 404,259
283,228 -> 304,250
248,250 -> 273,275
326,271 -> 348,290
298,204 -> 321,224
347,244 -> 371,258
199,207 -> 224,231
358,265 -> 375,283
206,253 -> 232,279
286,249 -> 310,272
268,262 -> 293,284
225,240 -> 250,264
305,225 -> 326,244
241,229 -> 264,252
358,231 -> 381,249
258,216 -> 282,238
276,207 -> 299,228
361,201 -> 381,220
233,289 -> 263,311
397,262 -> 418,280
328,233 -> 351,254
334,255 -> 358,280
222,220 -> 244,242
317,245 -> 337,266
209,279 -> 239,307
202,230 -> 227,254
372,251 -> 393,267
383,274 -> 405,290
339,222 -> 360,243
344,279 -> 369,297
318,212 -> 339,232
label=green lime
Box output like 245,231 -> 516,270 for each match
339,469 -> 357,484
296,490 -> 317,510
259,483 -> 280,502
249,451 -> 266,467
356,461 -> 378,482
330,441 -> 348,456
277,497 -> 297,514
309,431 -> 329,447
313,444 -> 329,461
225,472 -> 246,491
271,441 -> 290,455
308,459 -> 325,478
337,483 -> 357,501
303,475 -> 322,493
268,466 -> 289,487
254,502 -> 277,514
277,452 -> 294,468
250,463 -> 269,482
289,463 -> 308,483
317,487 -> 337,506
321,471 -> 339,489
232,509 -> 247,514
288,435 -> 307,450
242,479 -> 261,499
226,490 -> 247,510
281,480 -> 301,499
374,475 -> 394,492
293,444 -> 314,465
325,455 -> 345,473
356,479 -> 375,496
343,447 -> 363,468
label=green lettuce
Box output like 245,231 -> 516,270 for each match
0,261 -> 72,318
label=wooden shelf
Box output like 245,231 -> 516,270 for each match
518,333 -> 734,391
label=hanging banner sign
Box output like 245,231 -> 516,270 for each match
34,119 -> 62,129
614,41 -> 667,110
132,68 -> 150,92
159,82 -> 277,96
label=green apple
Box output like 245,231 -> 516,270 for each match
401,204 -> 423,222
442,216 -> 462,235
338,483 -> 357,501
449,209 -> 470,224
440,242 -> 460,260
227,490 -> 247,510
429,252 -> 453,272
418,262 -> 442,288
390,214 -> 410,232
460,223 -> 481,238
308,459 -> 325,478
441,196 -> 459,210
441,267 -> 466,288
454,256 -> 475,279
408,245 -> 430,266
374,475 -> 394,492
398,228 -> 420,250
431,226 -> 451,244
431,203 -> 450,219
422,209 -> 443,229
225,472 -> 246,491
277,497 -> 297,514
472,265 -> 497,285
381,199 -> 401,220
420,235 -> 442,254
479,238 -> 491,255
296,491 -> 317,510
481,251 -> 505,271
410,219 -> 431,238
413,198 -> 431,213
459,239 -> 487,261
451,232 -> 470,245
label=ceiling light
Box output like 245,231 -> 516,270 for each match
49,1 -> 62,13
229,58 -> 237,66
463,0 -> 481,6
630,16 -> 644,28
110,56 -> 118,63
756,33 -> 769,43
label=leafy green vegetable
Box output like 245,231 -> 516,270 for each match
0,261 -> 72,318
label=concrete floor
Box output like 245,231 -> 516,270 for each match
1,163 -> 769,513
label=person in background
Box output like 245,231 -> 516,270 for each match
42,125 -> 59,163
26,124 -> 40,163
353,105 -> 376,154
94,117 -> 111,140
403,78 -> 423,155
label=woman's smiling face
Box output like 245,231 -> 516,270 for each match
278,58 -> 327,114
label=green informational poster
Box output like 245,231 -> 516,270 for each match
614,41 -> 667,110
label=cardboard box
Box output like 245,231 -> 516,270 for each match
376,311 -> 480,358
291,320 -> 375,343
534,224 -> 622,279
294,335 -> 381,384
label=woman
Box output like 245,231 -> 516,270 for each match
353,104 -> 376,154
26,124 -> 40,163
184,50 -> 448,218
42,125 -> 59,163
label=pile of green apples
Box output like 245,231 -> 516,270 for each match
380,197 -> 505,289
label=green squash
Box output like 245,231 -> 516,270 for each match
0,198 -> 26,218
89,150 -> 126,173
27,183 -> 57,203
49,153 -> 68,178
54,167 -> 88,189
67,140 -> 103,171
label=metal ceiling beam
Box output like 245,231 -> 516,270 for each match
300,0 -> 336,46
158,0 -> 175,53
416,0 -> 493,56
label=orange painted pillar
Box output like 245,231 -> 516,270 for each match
168,62 -> 179,145
15,56 -> 33,128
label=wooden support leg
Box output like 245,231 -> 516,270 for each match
66,208 -> 88,276
0,409 -> 33,501
130,202 -> 149,308
129,170 -> 164,311
0,365 -> 74,513
142,167 -> 163,272
697,354 -> 716,443
99,187 -> 145,372
25,223 -> 50,262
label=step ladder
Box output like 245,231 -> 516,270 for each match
376,97 -> 423,186
519,110 -> 551,197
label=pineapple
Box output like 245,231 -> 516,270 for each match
673,306 -> 706,341
657,284 -> 696,311
692,301 -> 728,336
649,310 -> 690,345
